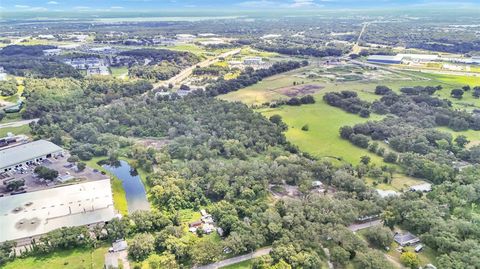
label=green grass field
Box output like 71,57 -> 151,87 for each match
221,66 -> 480,167
3,246 -> 108,269
166,44 -> 209,55
109,67 -> 129,79
403,72 -> 480,110
436,127 -> 480,148
260,102 -> 385,165
0,124 -> 31,137
220,65 -> 447,189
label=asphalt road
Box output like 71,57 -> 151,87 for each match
348,219 -> 382,232
194,247 -> 272,269
153,48 -> 241,89
0,118 -> 38,129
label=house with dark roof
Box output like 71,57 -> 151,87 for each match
394,232 -> 420,246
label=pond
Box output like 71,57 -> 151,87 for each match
102,160 -> 150,213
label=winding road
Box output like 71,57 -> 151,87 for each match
194,247 -> 271,269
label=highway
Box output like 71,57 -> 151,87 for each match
153,48 -> 241,89
194,247 -> 271,269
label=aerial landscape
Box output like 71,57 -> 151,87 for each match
0,0 -> 480,268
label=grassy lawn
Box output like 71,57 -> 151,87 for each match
166,44 -> 209,56
2,112 -> 23,123
85,157 -> 128,215
3,246 -> 108,269
219,64 -> 447,185
366,174 -> 426,192
260,102 -> 385,165
109,67 -> 129,79
436,127 -> 480,148
387,243 -> 436,268
0,124 -> 31,137
221,259 -> 253,269
402,72 -> 480,110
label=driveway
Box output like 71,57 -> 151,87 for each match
194,247 -> 272,269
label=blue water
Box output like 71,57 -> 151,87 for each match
103,160 -> 150,213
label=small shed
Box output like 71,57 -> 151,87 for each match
112,239 -> 128,252
189,220 -> 203,228
410,183 -> 432,192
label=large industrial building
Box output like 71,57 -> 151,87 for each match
367,55 -> 403,64
0,179 -> 116,242
0,140 -> 64,172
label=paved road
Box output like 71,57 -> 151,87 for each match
348,219 -> 382,232
0,118 -> 38,129
153,48 -> 241,89
350,22 -> 370,55
194,247 -> 272,269
349,59 -> 430,80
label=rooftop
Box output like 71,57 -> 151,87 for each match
410,183 -> 432,192
0,140 -> 63,170
0,179 -> 115,242
394,232 -> 420,246
112,240 -> 128,252
367,55 -> 404,62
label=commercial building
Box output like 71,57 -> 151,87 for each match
87,66 -> 110,76
0,140 -> 64,172
398,54 -> 439,62
43,49 -> 62,56
410,183 -> 432,192
0,66 -> 6,81
0,179 -> 115,242
367,55 -> 403,64
244,57 -> 264,65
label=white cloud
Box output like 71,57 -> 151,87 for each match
287,0 -> 321,7
110,6 -> 124,9
47,1 -> 59,4
30,7 -> 48,11
237,0 -> 277,8
238,0 -> 322,8
14,5 -> 30,8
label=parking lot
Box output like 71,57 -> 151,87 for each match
0,154 -> 109,196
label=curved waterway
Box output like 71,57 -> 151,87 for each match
103,160 -> 150,213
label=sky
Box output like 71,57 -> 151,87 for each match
1,0 -> 479,13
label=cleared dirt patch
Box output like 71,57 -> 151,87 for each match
273,84 -> 324,97
136,138 -> 170,150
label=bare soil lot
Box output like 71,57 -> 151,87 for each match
274,84 -> 324,97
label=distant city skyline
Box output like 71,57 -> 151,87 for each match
2,0 -> 479,13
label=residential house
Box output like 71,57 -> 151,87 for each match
394,232 -> 420,247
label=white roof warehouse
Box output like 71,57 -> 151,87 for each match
0,179 -> 116,242
0,140 -> 63,172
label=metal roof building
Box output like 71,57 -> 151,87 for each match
367,55 -> 403,64
398,54 -> 439,61
0,140 -> 63,171
0,179 -> 115,242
